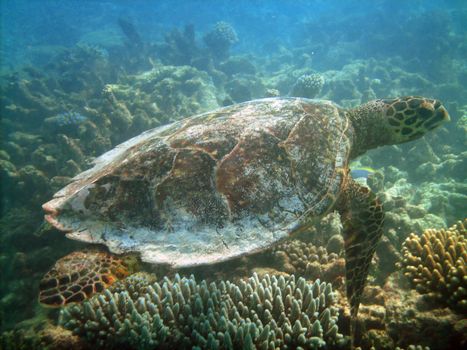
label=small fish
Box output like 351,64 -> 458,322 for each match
350,166 -> 380,179
54,111 -> 88,127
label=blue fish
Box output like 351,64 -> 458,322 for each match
350,166 -> 379,179
55,111 -> 88,127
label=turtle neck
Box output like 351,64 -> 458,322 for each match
346,100 -> 393,158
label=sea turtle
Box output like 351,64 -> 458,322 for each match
41,96 -> 449,334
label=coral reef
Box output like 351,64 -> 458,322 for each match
0,207 -> 85,330
0,323 -> 86,350
272,240 -> 345,286
265,89 -> 280,97
117,17 -> 143,48
43,111 -> 88,134
290,73 -> 324,99
160,24 -> 199,66
359,154 -> 465,251
382,274 -> 466,350
1,5 -> 467,349
60,272 -> 343,349
102,65 -> 219,132
0,44 -> 222,330
346,273 -> 466,350
0,329 -> 43,350
219,56 -> 257,77
397,220 -> 467,314
224,74 -> 265,103
203,22 -> 238,60
1,59 -> 218,212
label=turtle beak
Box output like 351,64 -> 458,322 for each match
425,101 -> 450,130
438,105 -> 450,122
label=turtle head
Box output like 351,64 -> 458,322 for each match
348,96 -> 449,157
381,96 -> 450,143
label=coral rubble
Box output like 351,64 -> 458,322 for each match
60,272 -> 343,349
383,275 -> 465,350
0,323 -> 86,350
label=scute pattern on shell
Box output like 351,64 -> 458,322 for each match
39,251 -> 129,307
43,98 -> 352,267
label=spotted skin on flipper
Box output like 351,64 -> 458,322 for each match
336,176 -> 384,344
39,251 -> 129,307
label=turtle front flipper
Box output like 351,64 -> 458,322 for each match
336,177 -> 384,345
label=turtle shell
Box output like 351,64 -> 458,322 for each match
43,98 -> 352,267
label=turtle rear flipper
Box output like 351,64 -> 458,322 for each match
39,251 -> 131,307
336,177 -> 384,345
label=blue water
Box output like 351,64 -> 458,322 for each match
1,0 -> 466,348
2,0 -> 466,72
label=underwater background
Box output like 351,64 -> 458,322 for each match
0,0 -> 466,349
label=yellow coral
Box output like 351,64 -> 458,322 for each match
398,219 -> 466,314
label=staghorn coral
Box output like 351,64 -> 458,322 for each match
60,272 -> 343,349
290,74 -> 324,99
397,219 -> 467,314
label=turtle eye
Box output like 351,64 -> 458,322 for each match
423,104 -> 449,129
386,97 -> 449,142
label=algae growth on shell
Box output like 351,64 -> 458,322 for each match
42,98 -> 352,267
